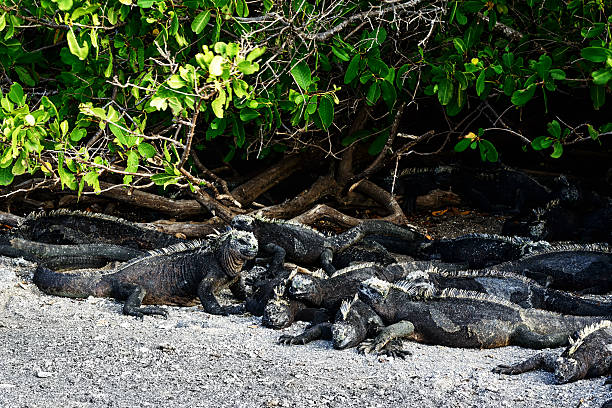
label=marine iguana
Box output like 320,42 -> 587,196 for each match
0,232 -> 144,270
493,320 -> 612,384
416,233 -> 549,269
388,164 -> 552,214
230,214 -> 424,275
288,261 -> 473,311
492,243 -> 612,294
19,210 -> 185,250
391,264 -> 612,317
332,240 -> 399,270
358,278 -> 607,349
278,295 -> 412,358
33,230 -> 258,317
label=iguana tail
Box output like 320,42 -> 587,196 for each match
329,220 -> 425,252
33,265 -> 108,299
534,286 -> 612,317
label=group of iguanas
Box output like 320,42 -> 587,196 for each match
1,205 -> 611,399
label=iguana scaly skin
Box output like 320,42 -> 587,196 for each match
494,320 -> 612,383
230,214 -> 424,275
391,264 -> 612,317
0,232 -> 144,270
288,262 -> 415,310
493,243 -> 612,293
20,210 -> 185,250
33,230 -> 258,317
417,233 -> 549,269
359,278 -> 606,349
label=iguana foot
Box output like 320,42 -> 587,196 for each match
278,334 -> 307,345
125,306 -> 168,319
357,338 -> 410,359
492,364 -> 523,375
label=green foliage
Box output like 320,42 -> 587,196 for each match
0,0 -> 609,193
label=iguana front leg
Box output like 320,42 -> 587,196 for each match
358,320 -> 414,358
263,243 -> 286,278
278,322 -> 332,345
493,352 -> 557,375
123,286 -> 168,319
229,276 -> 247,301
198,277 -> 244,316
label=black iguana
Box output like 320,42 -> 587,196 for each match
493,320 -> 612,384
492,243 -> 612,294
19,209 -> 185,250
389,264 -> 612,317
0,232 -> 144,270
33,230 -> 258,317
416,233 -> 549,269
358,278 -> 607,349
230,214 -> 424,275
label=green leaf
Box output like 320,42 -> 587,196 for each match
546,120 -> 561,138
209,56 -> 225,76
318,96 -> 334,130
291,61 -> 312,91
137,0 -> 155,7
511,84 -> 536,106
535,55 -> 552,79
549,69 -> 566,80
380,80 -> 396,109
211,91 -> 225,118
237,60 -> 258,75
226,43 -> 240,58
367,58 -> 389,77
138,142 -> 156,158
8,82 -> 25,105
240,107 -> 260,122
0,166 -> 14,186
150,97 -> 168,111
151,172 -> 180,188
550,141 -> 563,158
344,54 -> 360,84
454,138 -> 471,152
331,46 -> 350,62
56,0 -> 73,11
475,70 -> 485,96
479,139 -> 498,162
14,66 -> 35,86
453,38 -> 466,54
67,28 -> 89,61
366,82 -> 381,106
592,68 -> 612,86
587,124 -> 599,141
191,10 -> 211,34
368,131 -> 389,155
531,136 -> 553,151
246,47 -> 266,62
455,71 -> 468,90
437,78 -> 453,106
581,47 -> 611,63
70,128 -> 87,141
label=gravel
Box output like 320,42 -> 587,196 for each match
0,256 -> 610,408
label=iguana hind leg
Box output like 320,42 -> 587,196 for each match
123,286 -> 168,319
493,352 -> 557,375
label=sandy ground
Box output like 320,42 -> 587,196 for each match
0,256 -> 610,408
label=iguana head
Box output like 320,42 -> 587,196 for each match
230,215 -> 256,232
288,274 -> 322,303
554,357 -> 582,384
358,277 -> 391,304
228,230 -> 259,259
262,298 -> 293,329
332,296 -> 362,349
